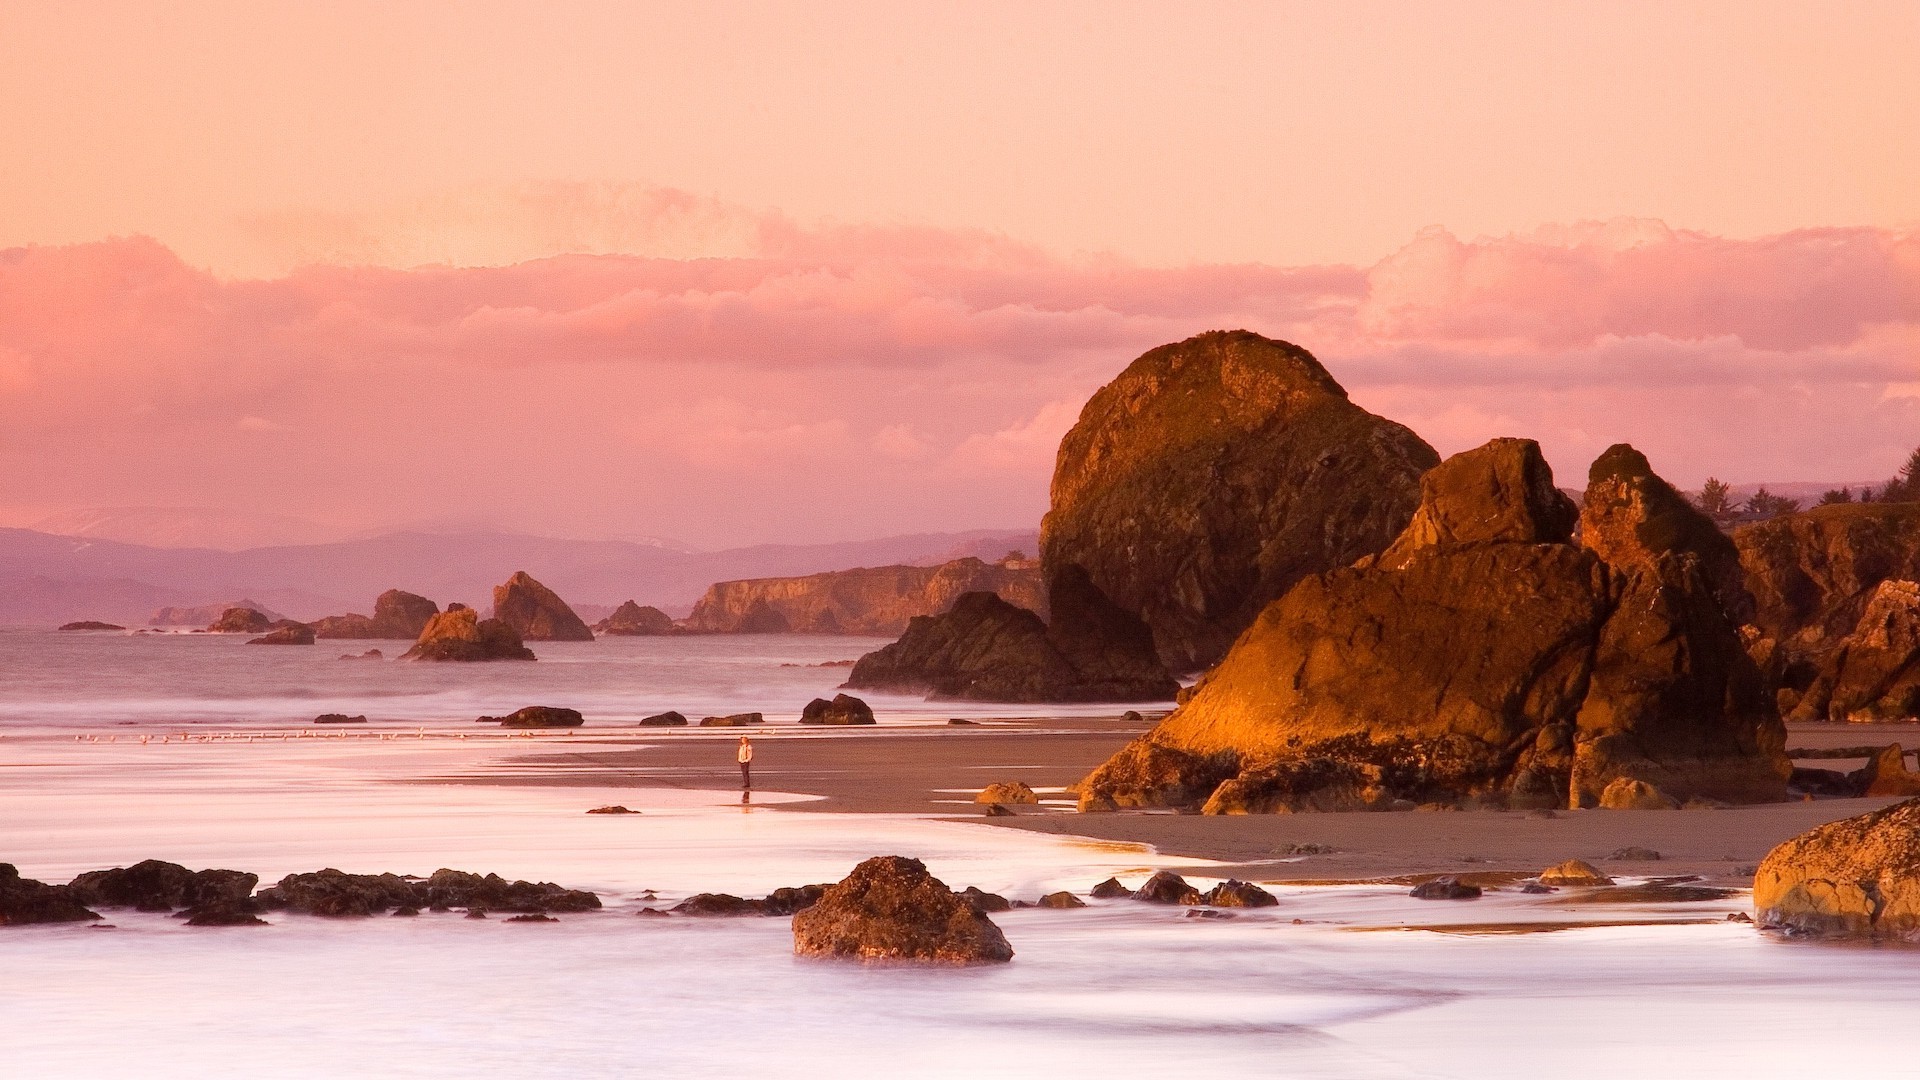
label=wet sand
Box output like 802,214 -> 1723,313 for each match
484,718 -> 1917,888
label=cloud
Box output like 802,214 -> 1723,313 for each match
1,214 -> 1917,542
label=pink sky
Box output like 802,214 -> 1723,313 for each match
0,3 -> 1916,546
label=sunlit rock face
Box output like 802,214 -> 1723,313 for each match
1040,330 -> 1438,673
1755,797 -> 1920,939
685,557 -> 1044,636
492,571 -> 595,642
791,856 -> 1013,964
1076,439 -> 1789,814
402,605 -> 536,661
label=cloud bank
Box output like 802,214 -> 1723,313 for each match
2,204 -> 1915,546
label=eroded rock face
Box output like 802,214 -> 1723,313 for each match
1784,580 -> 1920,722
594,601 -> 676,636
844,585 -> 1177,704
1041,330 -> 1438,672
1076,439 -> 1790,814
1755,798 -> 1920,938
67,860 -> 257,911
799,693 -> 876,725
208,607 -> 274,634
687,557 -> 1046,636
791,856 -> 1013,964
401,605 -> 536,662
492,571 -> 595,642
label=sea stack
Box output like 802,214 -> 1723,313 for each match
1041,330 -> 1438,672
401,604 -> 536,661
492,571 -> 595,641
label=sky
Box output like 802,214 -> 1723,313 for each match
1,1 -> 1916,547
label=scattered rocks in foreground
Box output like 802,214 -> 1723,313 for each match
699,712 -> 764,726
1,864 -> 101,925
1755,796 -> 1920,939
974,781 -> 1039,805
314,713 -> 368,724
1538,860 -> 1614,886
1132,870 -> 1204,905
799,693 -> 876,725
486,706 -> 584,728
1409,876 -> 1482,900
792,856 -> 1014,964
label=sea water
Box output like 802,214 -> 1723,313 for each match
3,630 -> 1918,1077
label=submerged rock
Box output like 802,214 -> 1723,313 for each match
1599,778 -> 1677,810
1075,439 -> 1789,814
799,693 -> 876,725
402,605 -> 536,662
1040,330 -> 1438,672
1131,871 -> 1203,905
1755,798 -> 1920,939
492,571 -> 595,642
791,856 -> 1014,964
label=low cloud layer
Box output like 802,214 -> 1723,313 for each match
2,210 -> 1915,546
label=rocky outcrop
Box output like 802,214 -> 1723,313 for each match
1132,871 -> 1203,905
247,624 -> 315,645
152,600 -> 282,627
594,601 -> 676,636
1754,798 -> 1920,939
58,620 -> 124,631
312,590 -> 440,640
1040,331 -> 1438,672
1076,439 -> 1789,813
974,781 -> 1038,805
485,706 -> 585,728
67,860 -> 257,911
792,856 -> 1013,964
1538,860 -> 1613,886
639,710 -> 688,727
492,571 -> 595,642
0,864 -> 100,925
208,607 -> 274,634
799,694 -> 875,725
401,604 -> 536,661
699,712 -> 764,726
1777,579 -> 1920,722
1202,880 -> 1278,907
843,578 -> 1177,704
686,556 -> 1045,635
257,868 -> 599,916
314,713 -> 367,724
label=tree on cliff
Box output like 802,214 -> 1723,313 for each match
1694,477 -> 1737,521
1744,487 -> 1801,518
1818,488 -> 1856,505
1879,446 -> 1920,503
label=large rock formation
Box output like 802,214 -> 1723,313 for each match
791,856 -> 1013,964
312,590 -> 440,640
401,604 -> 536,661
844,572 -> 1177,703
594,601 -> 675,636
1040,331 -> 1438,672
1737,503 -> 1920,718
685,556 -> 1045,635
67,860 -> 257,911
1754,797 -> 1920,939
207,607 -> 274,634
1075,439 -> 1789,813
492,571 -> 595,642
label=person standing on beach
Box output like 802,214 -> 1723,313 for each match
737,735 -> 753,789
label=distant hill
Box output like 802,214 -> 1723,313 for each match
30,506 -> 338,551
0,526 -> 1038,627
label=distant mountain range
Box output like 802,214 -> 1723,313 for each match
0,527 -> 1039,627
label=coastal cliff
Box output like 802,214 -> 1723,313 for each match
685,556 -> 1043,635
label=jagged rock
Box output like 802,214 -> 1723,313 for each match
594,601 -> 676,636
1131,871 -> 1203,905
246,624 -> 315,645
256,870 -> 422,917
1037,891 -> 1086,909
0,864 -> 100,926
1409,876 -> 1481,900
686,557 -> 1046,635
1075,439 -> 1790,814
507,913 -> 558,923
314,713 -> 367,724
698,712 -> 763,726
1853,745 -> 1920,797
799,694 -> 876,725
760,885 -> 829,916
673,893 -> 763,916
1538,860 -> 1614,886
313,590 -> 440,640
1788,580 -> 1920,722
1202,880 -> 1279,907
492,571 -> 595,642
182,902 -> 268,926
67,860 -> 257,911
1755,797 -> 1920,938
489,706 -> 585,728
845,584 -> 1177,704
208,607 -> 274,634
1040,331 -> 1438,672
1088,877 -> 1133,899
401,605 -> 536,662
791,856 -> 1014,964
58,621 -> 123,631
1599,778 -> 1677,810
974,781 -> 1038,805
638,710 -> 688,727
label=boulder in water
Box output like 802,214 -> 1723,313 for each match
639,710 -> 688,727
974,781 -> 1038,805
594,601 -> 676,636
799,693 -> 876,725
791,856 -> 1014,964
402,605 -> 536,662
246,624 -> 315,645
208,607 -> 274,634
492,571 -> 595,642
489,706 -> 584,728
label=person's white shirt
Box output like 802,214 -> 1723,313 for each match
737,739 -> 753,764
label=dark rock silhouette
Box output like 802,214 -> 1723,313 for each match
492,571 -> 595,642
699,712 -> 764,726
1077,439 -> 1789,813
1132,871 -> 1203,905
256,868 -> 599,916
314,713 -> 368,724
246,624 -> 315,645
312,590 -> 440,640
792,856 -> 1013,964
401,605 -> 536,661
0,864 -> 100,925
485,706 -> 584,728
594,601 -> 676,636
799,693 -> 875,725
67,860 -> 257,912
58,620 -> 123,631
1041,330 -> 1438,672
639,710 -> 689,727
